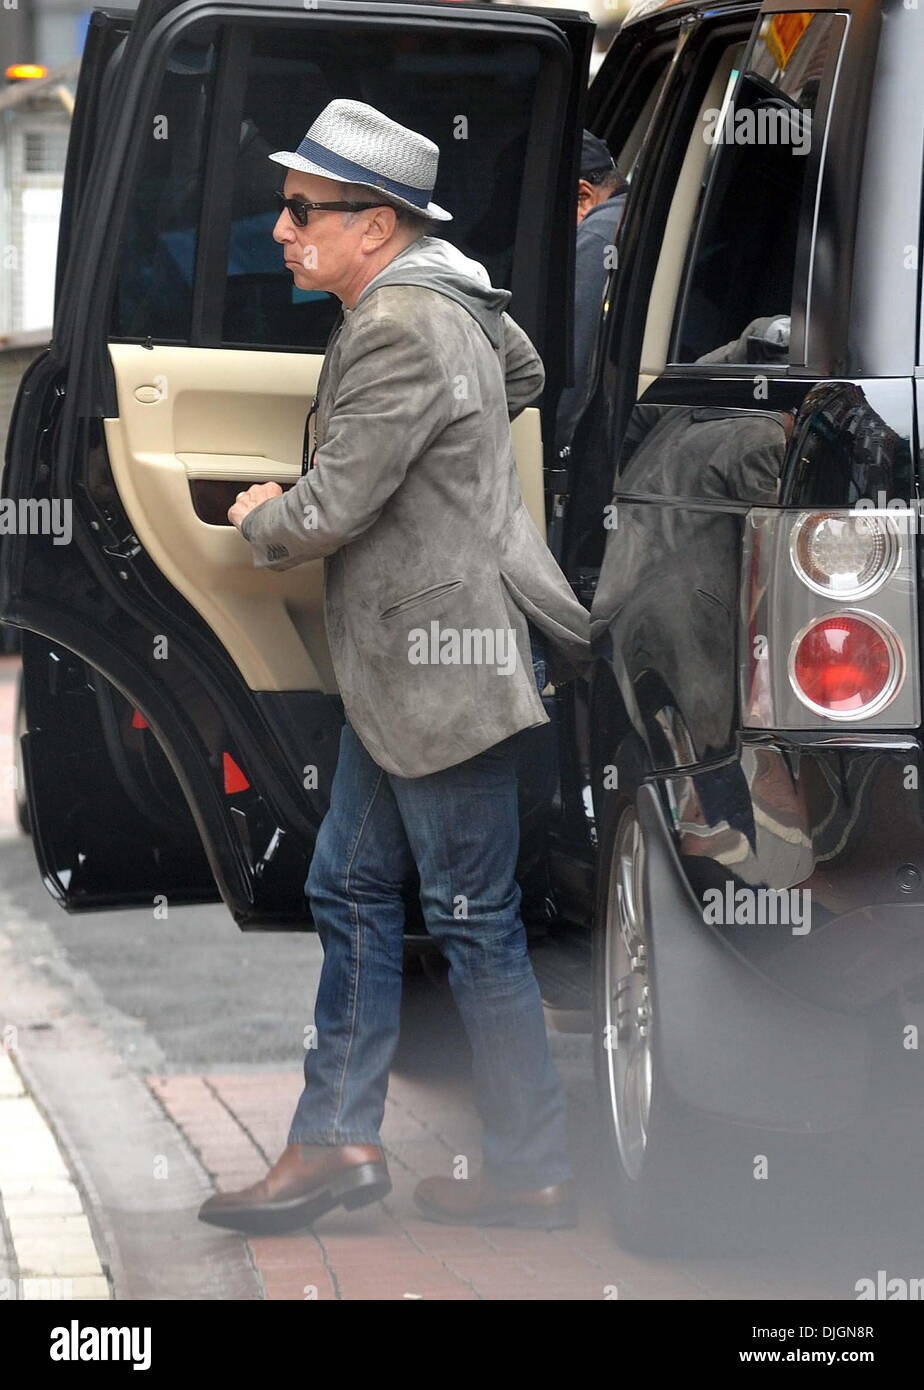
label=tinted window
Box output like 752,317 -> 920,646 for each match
111,23 -> 543,351
611,47 -> 674,181
671,11 -> 846,365
111,31 -> 217,341
224,27 -> 540,350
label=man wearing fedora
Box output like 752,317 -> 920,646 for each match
199,100 -> 591,1235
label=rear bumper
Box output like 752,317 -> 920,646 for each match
660,734 -> 924,1010
637,781 -> 870,1129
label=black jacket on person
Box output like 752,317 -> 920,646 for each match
555,190 -> 628,456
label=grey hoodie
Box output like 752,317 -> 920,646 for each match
354,235 -> 513,349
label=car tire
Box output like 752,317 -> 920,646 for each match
592,737 -> 743,1254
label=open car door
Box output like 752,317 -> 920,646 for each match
0,0 -> 593,926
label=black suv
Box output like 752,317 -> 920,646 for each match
3,0 -> 921,1246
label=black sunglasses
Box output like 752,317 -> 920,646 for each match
274,189 -> 388,227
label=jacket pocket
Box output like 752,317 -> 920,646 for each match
379,579 -> 463,621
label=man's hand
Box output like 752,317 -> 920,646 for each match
228,481 -> 284,531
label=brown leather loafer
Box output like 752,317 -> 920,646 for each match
197,1142 -> 391,1235
413,1173 -> 577,1229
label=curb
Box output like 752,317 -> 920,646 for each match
1,1044 -> 121,1300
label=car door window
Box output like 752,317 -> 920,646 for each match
670,11 -> 847,366
110,30 -> 218,342
635,27 -> 753,394
608,44 -> 676,184
221,25 -> 544,350
110,20 -> 555,354
589,21 -> 682,178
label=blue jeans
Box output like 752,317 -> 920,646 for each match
288,625 -> 573,1192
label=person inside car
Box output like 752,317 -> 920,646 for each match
554,130 -> 629,458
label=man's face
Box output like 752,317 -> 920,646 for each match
273,170 -> 377,295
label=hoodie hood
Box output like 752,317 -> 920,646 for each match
352,235 -> 511,348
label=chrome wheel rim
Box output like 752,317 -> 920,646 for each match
603,805 -> 653,1182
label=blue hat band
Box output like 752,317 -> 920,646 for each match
294,136 -> 432,208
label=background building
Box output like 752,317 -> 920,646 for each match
0,3 -> 101,451
0,1 -> 94,78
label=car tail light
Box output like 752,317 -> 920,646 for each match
740,508 -> 919,729
789,612 -> 902,719
789,511 -> 899,598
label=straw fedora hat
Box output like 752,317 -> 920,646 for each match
268,98 -> 452,221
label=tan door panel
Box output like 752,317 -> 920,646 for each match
104,343 -> 334,692
104,342 -> 546,693
511,407 -> 546,538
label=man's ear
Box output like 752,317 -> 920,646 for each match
362,203 -> 399,248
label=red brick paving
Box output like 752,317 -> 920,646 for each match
149,1065 -> 854,1301
147,1067 -> 643,1300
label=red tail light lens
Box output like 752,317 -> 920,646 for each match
790,613 -> 902,718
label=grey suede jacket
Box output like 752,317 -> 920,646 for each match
241,236 -> 592,777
